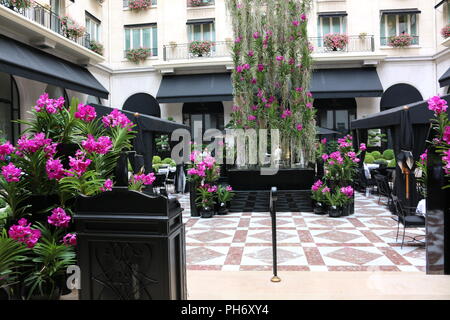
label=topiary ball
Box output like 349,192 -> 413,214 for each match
382,149 -> 394,160
364,154 -> 375,164
162,157 -> 173,164
152,155 -> 162,164
371,151 -> 381,160
388,159 -> 397,168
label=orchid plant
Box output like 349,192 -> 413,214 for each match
0,93 -> 137,298
427,96 -> 450,189
216,185 -> 234,204
226,0 -> 316,167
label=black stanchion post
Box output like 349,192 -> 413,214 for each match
270,186 -> 281,282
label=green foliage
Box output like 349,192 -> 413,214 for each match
24,223 -> 75,299
388,159 -> 397,168
382,149 -> 394,160
152,156 -> 162,164
162,158 -> 176,166
155,135 -> 170,152
364,155 -> 375,164
0,176 -> 31,223
367,129 -> 387,147
216,185 -> 235,203
374,159 -> 388,166
326,140 -> 339,154
59,170 -> 105,199
0,229 -> 29,287
371,151 -> 382,160
195,187 -> 216,210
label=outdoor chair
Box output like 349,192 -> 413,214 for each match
165,170 -> 176,193
392,195 -> 425,249
374,174 -> 392,206
153,172 -> 168,194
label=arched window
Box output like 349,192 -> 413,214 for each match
380,83 -> 423,110
0,72 -> 20,142
123,93 -> 161,117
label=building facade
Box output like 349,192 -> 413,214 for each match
1,0 -> 450,142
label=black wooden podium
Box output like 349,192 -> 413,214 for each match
74,188 -> 187,299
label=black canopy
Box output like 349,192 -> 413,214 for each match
351,95 -> 450,207
157,73 -> 233,103
439,68 -> 450,87
0,34 -> 109,99
92,104 -> 189,173
310,68 -> 384,99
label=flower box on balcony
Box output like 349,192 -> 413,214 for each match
388,34 -> 413,48
60,15 -> 86,40
126,48 -> 152,63
323,33 -> 349,51
188,0 -> 214,7
128,0 -> 153,11
189,40 -> 214,57
90,41 -> 104,56
442,25 -> 450,39
4,0 -> 32,9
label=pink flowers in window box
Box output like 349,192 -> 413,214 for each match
128,0 -> 153,11
441,24 -> 450,39
126,48 -> 152,64
189,40 -> 215,57
323,33 -> 349,51
388,34 -> 413,48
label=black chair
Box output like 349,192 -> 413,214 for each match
153,172 -> 167,194
165,170 -> 176,193
392,195 -> 425,249
374,174 -> 391,205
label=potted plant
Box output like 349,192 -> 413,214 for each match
323,33 -> 349,51
215,185 -> 234,215
189,40 -> 214,57
128,171 -> 156,192
442,25 -> 450,39
311,179 -> 328,215
89,40 -> 104,56
126,48 -> 152,63
323,187 -> 347,218
388,34 -> 413,48
195,184 -> 216,218
359,32 -> 367,40
340,185 -> 354,216
0,93 -> 136,299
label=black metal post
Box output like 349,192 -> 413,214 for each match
270,187 -> 280,282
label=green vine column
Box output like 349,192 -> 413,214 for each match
226,0 -> 316,168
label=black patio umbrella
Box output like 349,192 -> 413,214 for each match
397,107 -> 415,201
316,127 -> 340,135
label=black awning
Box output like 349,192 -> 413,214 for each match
318,11 -> 348,18
435,0 -> 448,9
186,18 -> 215,25
0,34 -> 109,99
381,8 -> 421,15
156,73 -> 233,103
439,67 -> 450,87
351,95 -> 450,129
310,68 -> 384,99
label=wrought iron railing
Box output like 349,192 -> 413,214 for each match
163,41 -> 231,61
187,0 -> 215,8
380,35 -> 419,47
310,35 -> 375,53
0,0 -> 91,50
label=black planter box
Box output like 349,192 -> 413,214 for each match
426,149 -> 450,275
227,168 -> 315,191
74,187 -> 187,300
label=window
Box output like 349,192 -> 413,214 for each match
317,15 -> 346,47
123,0 -> 157,8
188,23 -> 216,42
183,102 -> 224,141
124,24 -> 158,57
315,98 -> 356,140
187,0 -> 215,7
0,72 -> 20,143
446,3 -> 450,23
380,13 -> 418,46
50,0 -> 61,15
85,13 -> 101,42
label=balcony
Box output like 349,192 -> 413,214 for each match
187,0 -> 215,8
0,0 -> 103,65
311,35 -> 375,54
163,41 -> 231,61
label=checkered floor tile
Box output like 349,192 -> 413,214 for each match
175,192 -> 425,272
